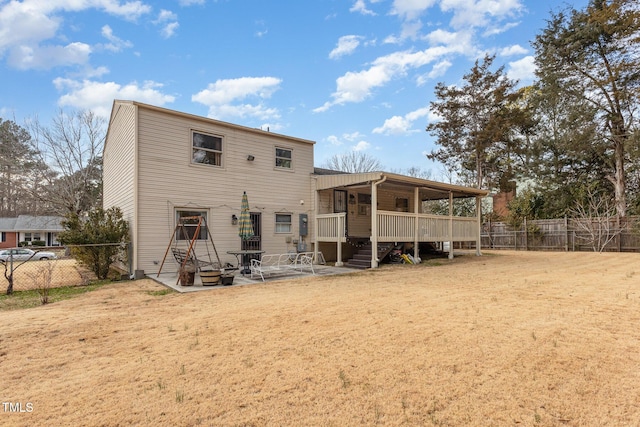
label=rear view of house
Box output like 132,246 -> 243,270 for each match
104,100 -> 488,277
103,100 -> 316,275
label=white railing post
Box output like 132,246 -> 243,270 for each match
335,214 -> 344,266
414,187 -> 419,261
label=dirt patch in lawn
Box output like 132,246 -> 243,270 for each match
0,251 -> 639,426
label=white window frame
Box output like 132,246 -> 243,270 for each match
275,213 -> 292,234
191,131 -> 223,167
175,209 -> 209,241
275,146 -> 292,169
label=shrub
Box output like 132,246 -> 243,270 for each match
58,207 -> 130,280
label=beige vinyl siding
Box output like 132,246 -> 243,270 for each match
103,103 -> 137,266
133,106 -> 315,273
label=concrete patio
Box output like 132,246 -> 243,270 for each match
151,264 -> 362,293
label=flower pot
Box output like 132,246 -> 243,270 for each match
200,269 -> 221,286
179,270 -> 195,286
221,275 -> 234,286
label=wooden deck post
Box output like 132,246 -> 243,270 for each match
476,196 -> 482,256
448,191 -> 454,259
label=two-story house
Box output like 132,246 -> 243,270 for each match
104,100 -> 488,276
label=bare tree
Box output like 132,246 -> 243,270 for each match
570,189 -> 622,252
389,166 -> 432,179
322,151 -> 383,173
27,110 -> 105,215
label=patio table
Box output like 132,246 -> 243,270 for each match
226,250 -> 265,275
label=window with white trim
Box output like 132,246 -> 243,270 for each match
275,213 -> 292,233
275,147 -> 292,169
192,131 -> 223,166
176,210 -> 208,240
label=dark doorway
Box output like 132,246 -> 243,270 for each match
241,212 -> 262,263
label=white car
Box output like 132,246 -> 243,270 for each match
0,248 -> 57,262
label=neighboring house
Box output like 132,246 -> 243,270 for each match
103,100 -> 488,275
0,215 -> 64,249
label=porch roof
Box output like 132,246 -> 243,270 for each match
313,171 -> 489,200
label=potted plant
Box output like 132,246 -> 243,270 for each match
179,264 -> 196,286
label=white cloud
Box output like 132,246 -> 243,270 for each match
343,131 -> 364,141
53,78 -> 175,118
350,0 -> 376,16
160,22 -> 179,38
100,25 -> 133,52
155,9 -> 179,38
325,132 -> 364,146
390,0 -> 437,21
499,44 -> 528,57
192,77 -> 282,121
179,0 -> 205,5
0,0 -> 151,70
329,35 -> 363,59
373,107 -> 430,135
507,55 -> 535,82
156,9 -> 178,22
327,135 -> 343,146
353,141 -> 371,151
315,44 -> 466,112
416,59 -> 452,85
8,42 -> 92,70
441,0 -> 524,30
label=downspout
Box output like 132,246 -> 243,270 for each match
370,175 -> 387,268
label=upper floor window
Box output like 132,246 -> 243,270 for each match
275,147 -> 292,169
192,131 -> 222,166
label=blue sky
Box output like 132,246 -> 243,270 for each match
0,0 -> 588,178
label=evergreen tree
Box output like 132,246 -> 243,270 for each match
0,119 -> 40,216
426,54 -> 524,190
533,0 -> 640,218
58,207 -> 129,280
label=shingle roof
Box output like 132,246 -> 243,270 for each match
0,217 -> 18,231
11,215 -> 64,232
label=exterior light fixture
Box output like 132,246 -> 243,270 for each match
247,155 -> 255,161
231,214 -> 238,225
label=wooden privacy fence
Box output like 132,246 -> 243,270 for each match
480,217 -> 640,252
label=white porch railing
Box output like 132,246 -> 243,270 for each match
316,211 -> 478,242
316,213 -> 347,242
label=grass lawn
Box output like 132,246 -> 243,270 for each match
0,250 -> 638,426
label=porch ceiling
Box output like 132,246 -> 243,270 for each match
314,171 -> 489,200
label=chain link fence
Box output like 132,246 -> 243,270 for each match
0,242 -> 130,293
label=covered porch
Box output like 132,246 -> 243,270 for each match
312,171 -> 489,268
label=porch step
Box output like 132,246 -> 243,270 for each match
345,242 -> 394,269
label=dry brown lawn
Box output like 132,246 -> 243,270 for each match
1,250 -> 639,426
